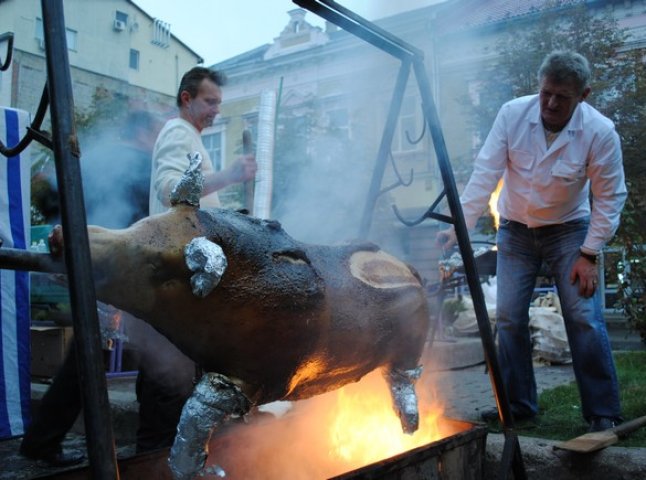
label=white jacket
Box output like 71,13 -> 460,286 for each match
149,118 -> 220,216
460,94 -> 627,253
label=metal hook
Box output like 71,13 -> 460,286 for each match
388,151 -> 413,187
0,83 -> 51,157
391,189 -> 453,227
404,103 -> 427,145
0,32 -> 14,72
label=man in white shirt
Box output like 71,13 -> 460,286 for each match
150,67 -> 256,215
137,67 -> 256,452
438,51 -> 626,433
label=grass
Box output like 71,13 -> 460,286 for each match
487,351 -> 646,447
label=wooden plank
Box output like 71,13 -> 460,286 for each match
554,415 -> 646,453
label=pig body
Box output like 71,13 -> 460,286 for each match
88,205 -> 430,405
74,153 -> 430,478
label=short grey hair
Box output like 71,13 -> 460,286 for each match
537,51 -> 591,94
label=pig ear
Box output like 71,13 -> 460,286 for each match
184,237 -> 227,298
170,152 -> 204,208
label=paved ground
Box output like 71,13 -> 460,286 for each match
0,329 -> 643,479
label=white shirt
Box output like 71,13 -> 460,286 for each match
149,117 -> 220,216
460,94 -> 627,254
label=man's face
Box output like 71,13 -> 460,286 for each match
182,78 -> 222,132
539,76 -> 590,131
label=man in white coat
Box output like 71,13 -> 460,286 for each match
437,51 -> 627,433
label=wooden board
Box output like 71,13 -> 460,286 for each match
554,415 -> 646,453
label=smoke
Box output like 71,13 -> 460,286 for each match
269,49 -> 408,252
79,110 -> 161,229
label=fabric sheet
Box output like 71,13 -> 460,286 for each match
0,107 -> 32,439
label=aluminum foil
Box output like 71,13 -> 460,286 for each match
170,152 -> 204,207
184,237 -> 227,298
169,372 -> 251,480
385,365 -> 423,434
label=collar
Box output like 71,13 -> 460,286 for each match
527,96 -> 585,133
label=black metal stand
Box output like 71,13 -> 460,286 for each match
0,1 -> 120,478
294,1 -> 526,478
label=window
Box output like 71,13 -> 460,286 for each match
115,10 -> 128,24
65,28 -> 77,51
129,49 -> 139,70
202,130 -> 223,171
35,18 -> 77,51
35,18 -> 44,41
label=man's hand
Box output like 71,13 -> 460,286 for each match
226,154 -> 257,184
435,227 -> 457,250
570,255 -> 599,298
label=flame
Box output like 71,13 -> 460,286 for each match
488,179 -> 504,229
206,368 -> 462,479
327,370 -> 445,468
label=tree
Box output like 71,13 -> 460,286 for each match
459,0 -> 646,340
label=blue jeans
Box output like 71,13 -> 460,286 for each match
495,217 -> 621,421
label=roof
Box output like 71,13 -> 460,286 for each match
432,0 -> 588,34
210,0 -> 612,69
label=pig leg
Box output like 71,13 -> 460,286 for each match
168,372 -> 251,480
384,365 -> 423,434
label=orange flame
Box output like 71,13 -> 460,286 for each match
328,370 -> 445,467
207,368 -> 463,479
488,179 -> 504,229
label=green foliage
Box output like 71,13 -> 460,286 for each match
75,86 -> 129,139
459,1 -> 646,342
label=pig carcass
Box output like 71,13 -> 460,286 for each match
58,153 -> 431,478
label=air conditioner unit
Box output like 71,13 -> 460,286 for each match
113,19 -> 126,31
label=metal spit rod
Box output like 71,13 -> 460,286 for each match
40,1 -> 119,477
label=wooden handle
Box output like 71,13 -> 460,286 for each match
613,415 -> 646,437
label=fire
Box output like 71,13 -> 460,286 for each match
328,370 -> 445,468
207,368 -> 459,479
488,179 -> 504,229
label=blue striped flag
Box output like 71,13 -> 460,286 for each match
0,107 -> 32,439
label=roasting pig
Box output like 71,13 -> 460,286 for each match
50,153 -> 431,479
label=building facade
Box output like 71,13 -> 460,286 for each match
0,0 -> 202,118
210,0 -> 646,283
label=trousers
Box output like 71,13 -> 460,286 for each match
495,217 -> 621,421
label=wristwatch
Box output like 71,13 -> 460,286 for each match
579,250 -> 598,264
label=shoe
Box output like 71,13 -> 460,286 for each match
480,408 -> 500,422
480,407 -> 536,425
20,446 -> 85,467
588,417 -> 618,433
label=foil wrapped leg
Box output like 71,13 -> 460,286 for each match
170,152 -> 204,207
384,365 -> 423,434
168,372 -> 251,480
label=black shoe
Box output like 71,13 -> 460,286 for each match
588,417 -> 618,433
20,446 -> 85,467
480,407 -> 536,425
480,408 -> 501,422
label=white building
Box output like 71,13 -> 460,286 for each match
0,0 -> 203,115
